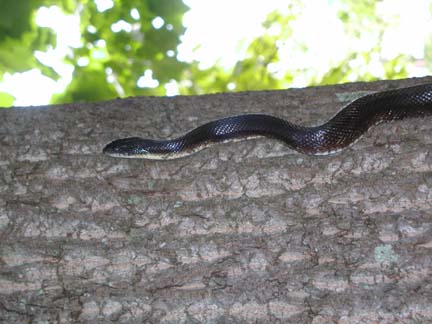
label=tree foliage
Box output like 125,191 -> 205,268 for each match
0,0 -> 429,107
53,0 -> 189,103
0,0 -> 65,105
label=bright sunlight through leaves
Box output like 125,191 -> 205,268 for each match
0,0 -> 431,107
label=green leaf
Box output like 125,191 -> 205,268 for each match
0,0 -> 33,40
51,67 -> 118,104
0,91 -> 15,108
0,35 -> 36,72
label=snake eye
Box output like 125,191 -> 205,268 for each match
103,137 -> 150,157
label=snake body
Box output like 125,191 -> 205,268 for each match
103,83 -> 432,160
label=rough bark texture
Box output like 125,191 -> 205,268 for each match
1,77 -> 432,323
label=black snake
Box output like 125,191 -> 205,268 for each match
103,83 -> 432,160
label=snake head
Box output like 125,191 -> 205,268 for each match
103,137 -> 153,158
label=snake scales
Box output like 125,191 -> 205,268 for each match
103,83 -> 432,160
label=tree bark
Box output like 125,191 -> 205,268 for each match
1,77 -> 432,323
